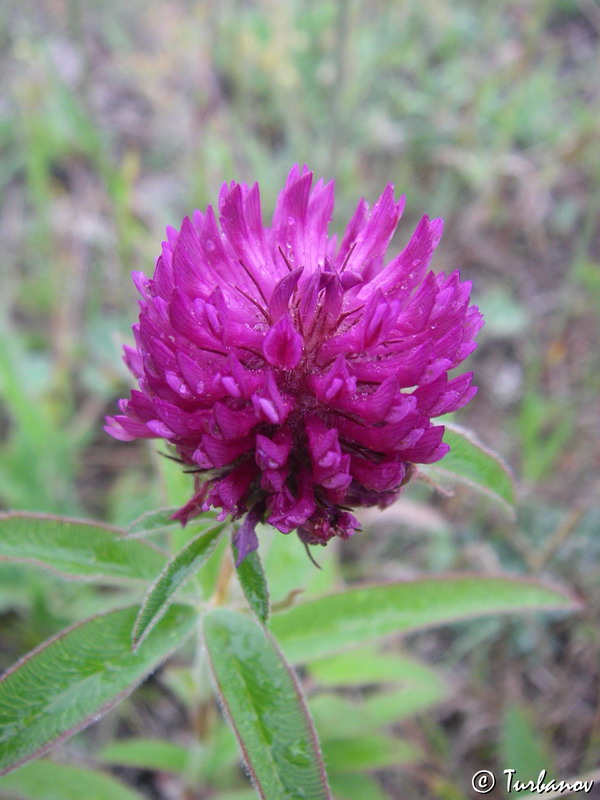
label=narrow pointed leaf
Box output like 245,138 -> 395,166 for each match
0,760 -> 146,800
309,683 -> 444,739
308,646 -> 442,688
98,739 -> 189,773
270,575 -> 580,663
0,604 -> 196,775
203,609 -> 332,800
363,684 -> 445,725
420,423 -> 516,514
308,648 -> 446,719
0,513 -> 165,584
123,507 -> 219,539
132,523 -> 224,648
322,735 -> 419,773
124,507 -> 180,539
234,548 -> 270,623
500,704 -> 553,784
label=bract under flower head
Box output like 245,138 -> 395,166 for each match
106,166 -> 483,563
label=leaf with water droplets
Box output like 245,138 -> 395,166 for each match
0,513 -> 165,584
203,608 -> 332,800
0,604 -> 196,776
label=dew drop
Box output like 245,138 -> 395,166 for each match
205,239 -> 215,251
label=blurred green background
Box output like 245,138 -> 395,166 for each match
1,0 -> 599,797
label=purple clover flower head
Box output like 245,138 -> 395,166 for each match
106,166 -> 483,563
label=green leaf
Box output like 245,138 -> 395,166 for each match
500,704 -> 554,784
123,507 -> 220,540
270,575 -> 580,663
309,684 -> 444,741
132,523 -> 224,648
308,694 -> 369,740
98,738 -> 189,774
308,645 -> 443,687
310,686 -> 444,739
329,774 -> 388,800
261,524 -> 338,605
322,735 -> 420,773
0,513 -> 165,584
196,533 -> 230,600
0,760 -> 145,800
363,684 -> 445,726
308,648 -> 446,721
234,548 -> 270,623
124,507 -> 180,538
419,423 -> 516,514
203,608 -> 332,800
0,604 -> 196,775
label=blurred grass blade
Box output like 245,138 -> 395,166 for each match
132,523 -> 224,649
0,604 -> 196,776
234,548 -> 270,623
309,682 -> 444,739
308,647 -> 446,720
500,704 -> 554,784
203,608 -> 332,800
308,646 -> 442,688
363,684 -> 445,726
419,422 -> 516,514
329,774 -> 388,800
0,512 -> 165,584
98,739 -> 189,774
322,734 -> 419,774
0,334 -> 84,515
270,575 -> 580,663
0,760 -> 146,800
